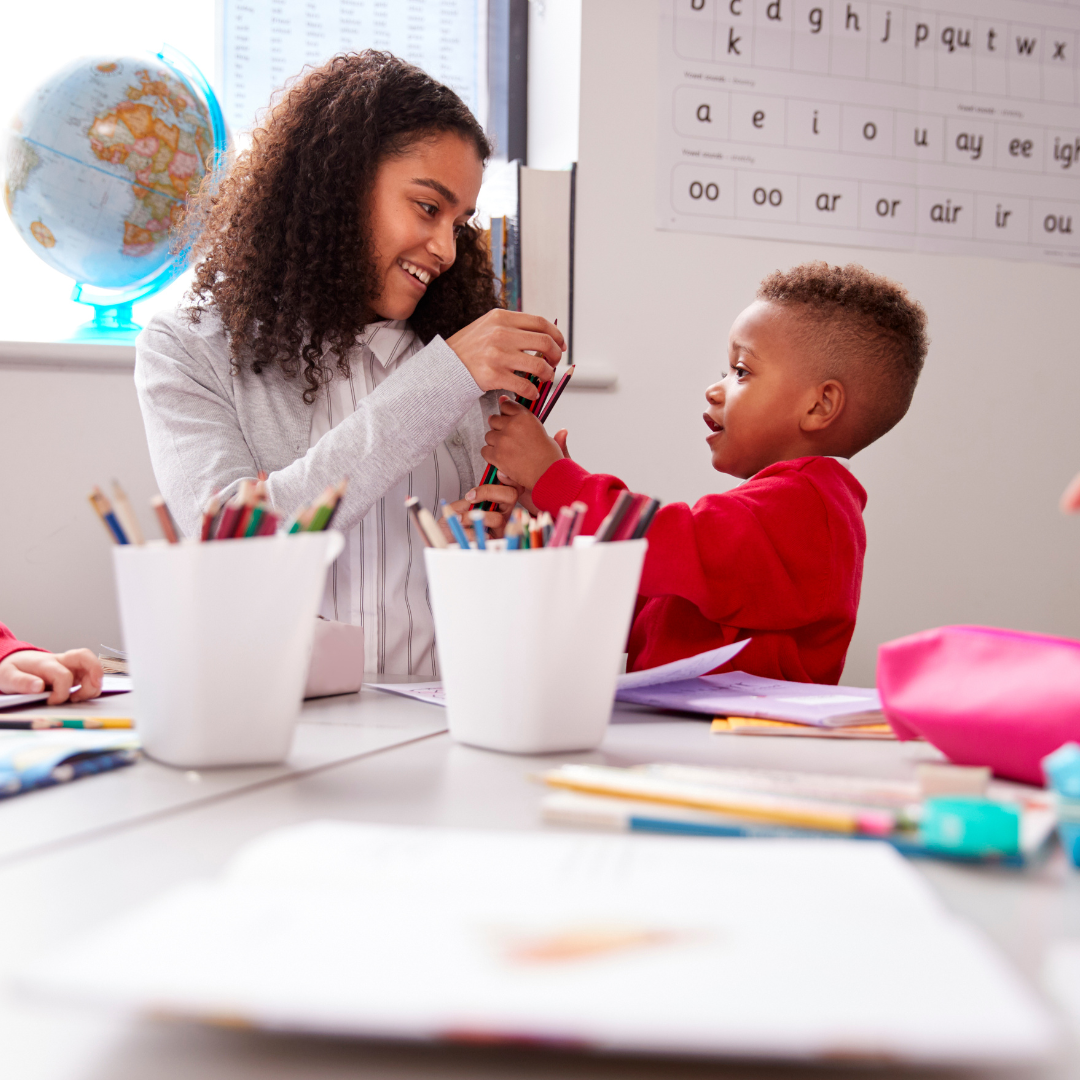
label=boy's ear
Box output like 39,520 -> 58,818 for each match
800,379 -> 846,433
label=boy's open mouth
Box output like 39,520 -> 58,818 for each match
703,413 -> 723,434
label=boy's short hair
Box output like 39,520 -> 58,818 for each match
757,262 -> 928,452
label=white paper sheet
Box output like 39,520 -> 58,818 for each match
658,0 -> 1080,266
19,821 -> 1054,1065
613,640 -> 749,690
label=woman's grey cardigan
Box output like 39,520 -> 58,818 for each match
134,307 -> 501,540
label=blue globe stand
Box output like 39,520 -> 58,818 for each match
67,46 -> 229,344
69,298 -> 140,342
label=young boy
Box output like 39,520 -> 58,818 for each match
477,262 -> 928,684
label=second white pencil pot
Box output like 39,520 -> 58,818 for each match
425,539 -> 646,754
113,531 -> 344,768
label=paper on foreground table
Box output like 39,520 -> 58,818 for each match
18,821 -> 1054,1065
616,671 -> 883,727
365,641 -> 751,708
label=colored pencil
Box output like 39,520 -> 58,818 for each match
256,511 -> 280,536
150,494 -> 180,543
110,481 -> 144,545
538,511 -> 554,547
538,365 -> 575,424
595,490 -> 634,542
88,487 -> 129,545
469,509 -> 488,549
243,505 -> 266,537
214,483 -> 248,539
538,764 -> 896,836
631,498 -> 661,539
549,505 -> 575,547
531,377 -> 554,417
419,505 -> 448,548
200,493 -> 222,541
0,717 -> 134,730
441,503 -> 472,549
612,494 -> 647,542
321,479 -> 348,530
231,481 -> 261,537
566,501 -> 588,544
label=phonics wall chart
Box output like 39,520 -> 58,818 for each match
657,0 -> 1080,263
219,0 -> 481,134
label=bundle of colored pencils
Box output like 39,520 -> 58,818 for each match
411,495 -> 659,552
472,363 -> 577,511
593,490 -> 661,543
199,478 -> 276,540
88,482 -> 179,545
285,479 -> 348,535
198,477 -> 346,540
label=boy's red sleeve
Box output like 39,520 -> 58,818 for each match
0,622 -> 45,664
531,460 -> 629,534
532,461 -> 837,630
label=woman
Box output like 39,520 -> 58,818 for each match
135,52 -> 563,675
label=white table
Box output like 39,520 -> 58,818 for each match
1,687 -> 1078,1079
0,686 -> 447,863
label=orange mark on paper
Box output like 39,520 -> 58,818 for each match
502,926 -> 688,965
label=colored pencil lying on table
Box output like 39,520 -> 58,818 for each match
0,717 -> 134,730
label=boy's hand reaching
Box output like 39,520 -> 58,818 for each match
443,482 -> 520,541
482,398 -> 568,490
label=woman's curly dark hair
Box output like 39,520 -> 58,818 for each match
184,51 -> 499,402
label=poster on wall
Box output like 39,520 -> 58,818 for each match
656,0 -> 1080,265
219,0 -> 482,135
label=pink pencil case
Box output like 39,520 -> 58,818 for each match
877,625 -> 1080,786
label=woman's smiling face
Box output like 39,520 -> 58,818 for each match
366,133 -> 485,321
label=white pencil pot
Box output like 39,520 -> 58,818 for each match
425,539 -> 646,754
113,531 -> 345,768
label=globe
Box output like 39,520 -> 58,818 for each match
2,51 -> 227,339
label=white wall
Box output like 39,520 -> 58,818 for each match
0,355 -> 157,652
554,0 -> 1080,686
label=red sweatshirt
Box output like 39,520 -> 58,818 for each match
0,622 -> 43,665
532,456 -> 867,684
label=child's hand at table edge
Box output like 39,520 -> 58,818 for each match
482,398 -> 569,491
443,482 -> 520,541
0,649 -> 104,704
